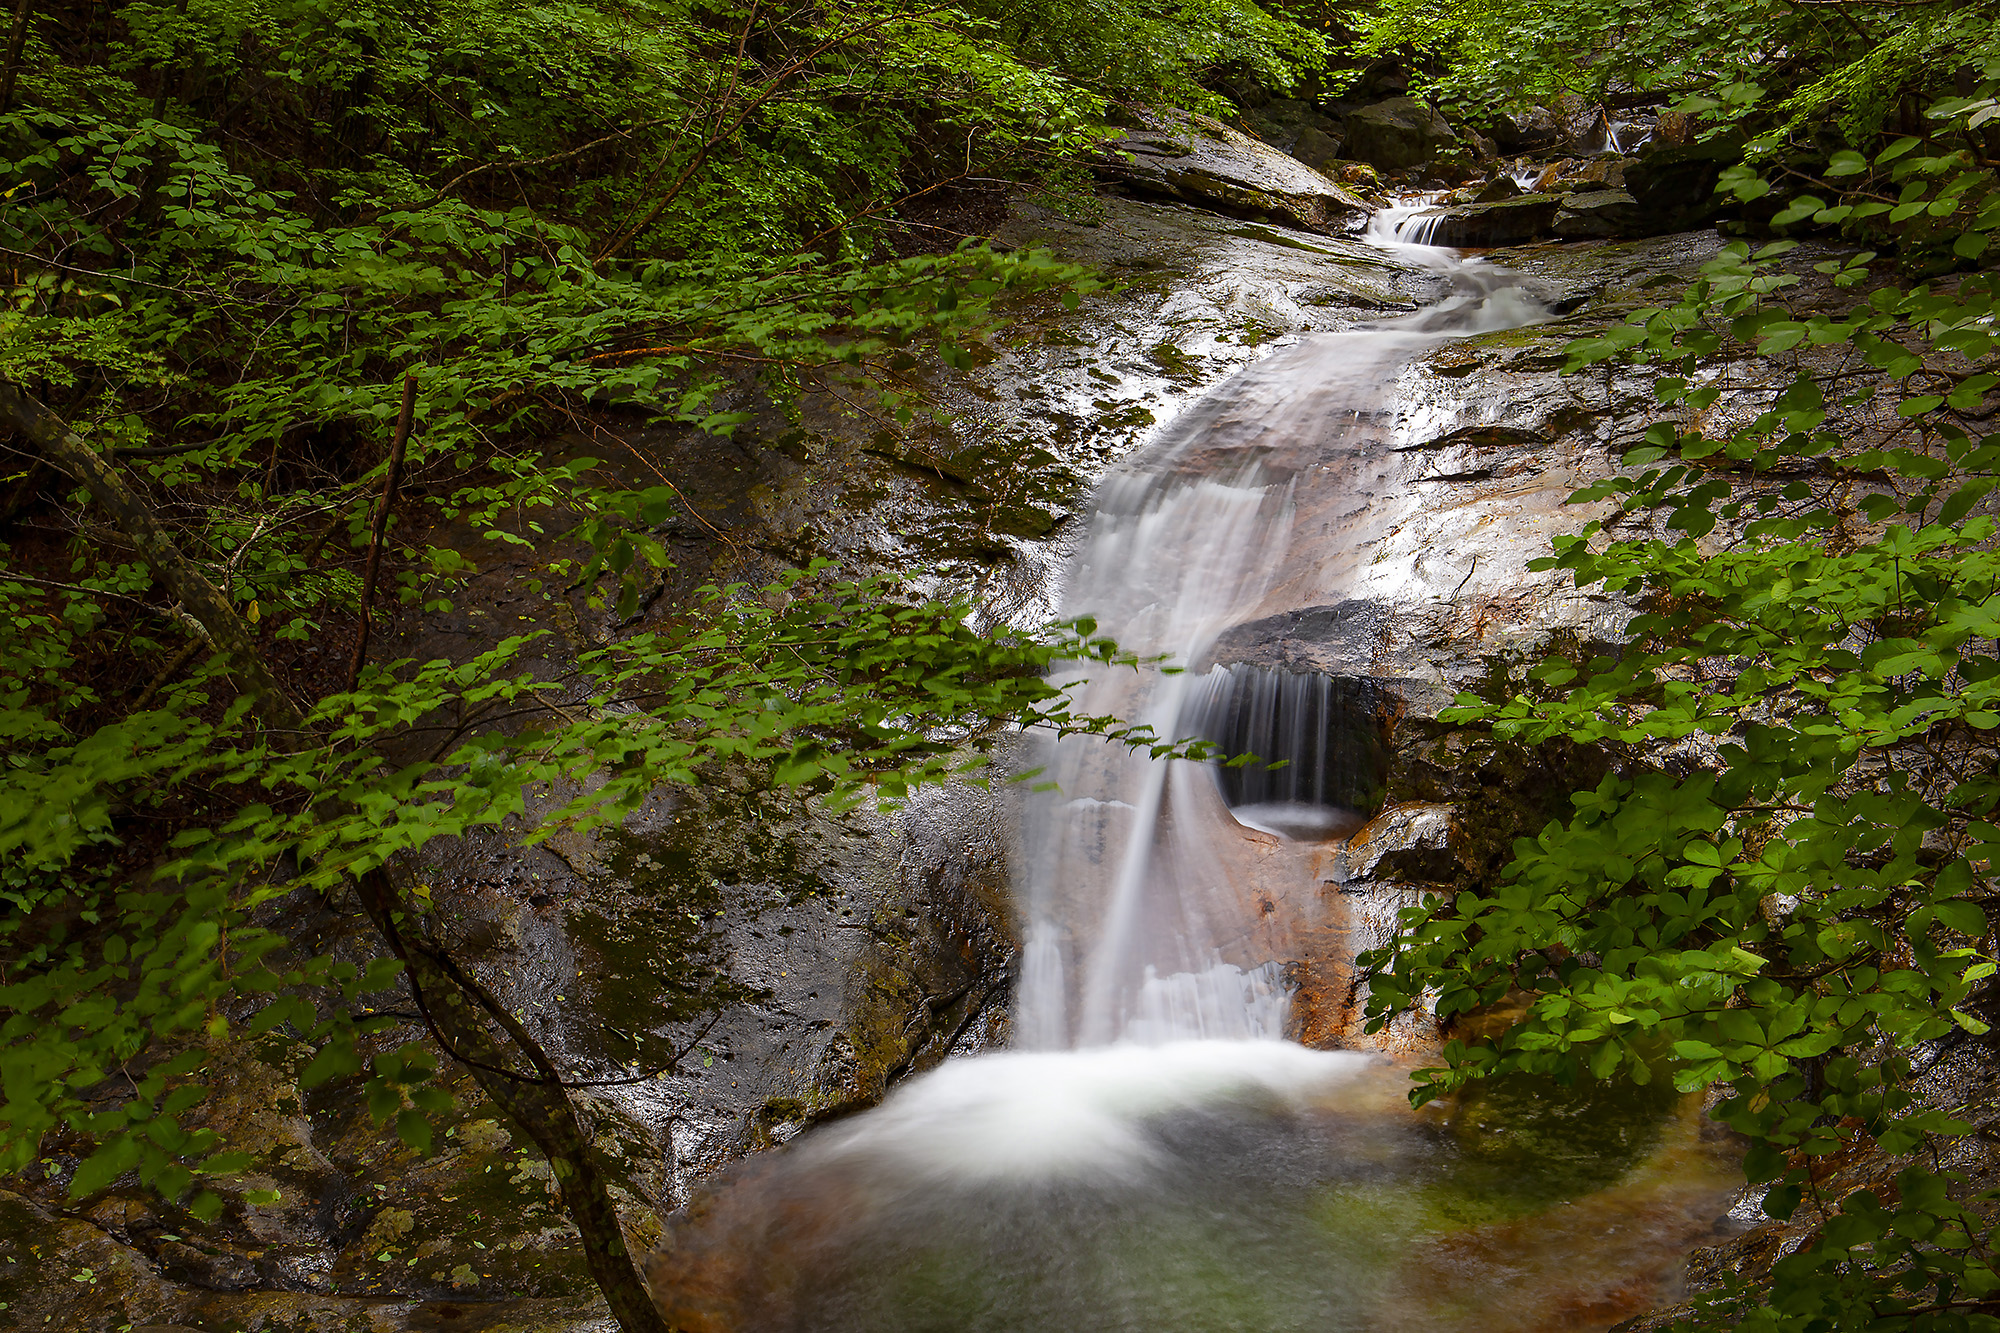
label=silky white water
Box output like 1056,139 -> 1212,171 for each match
1011,204 -> 1552,1052
812,1040 -> 1373,1186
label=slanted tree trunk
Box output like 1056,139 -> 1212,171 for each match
0,382 -> 306,736
0,0 -> 33,115
352,869 -> 676,1333
0,378 -> 677,1333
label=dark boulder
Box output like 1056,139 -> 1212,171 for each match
1623,138 -> 1744,233
1353,58 -> 1412,99
1406,193 -> 1563,247
1552,190 -> 1644,239
1242,98 -> 1336,155
1489,105 -> 1561,152
1532,156 -> 1632,194
1341,97 -> 1460,171
1292,124 -> 1346,173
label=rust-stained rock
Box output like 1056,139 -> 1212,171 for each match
1332,802 -> 1457,885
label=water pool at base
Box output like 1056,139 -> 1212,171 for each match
652,1044 -> 1742,1333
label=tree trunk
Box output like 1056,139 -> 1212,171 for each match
0,379 -> 676,1333
0,0 -> 32,116
353,870 -> 677,1333
0,381 -> 306,736
347,372 -> 415,689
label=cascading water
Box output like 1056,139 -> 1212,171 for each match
1182,663 -> 1389,839
649,213 -> 1744,1333
1011,200 -> 1552,1053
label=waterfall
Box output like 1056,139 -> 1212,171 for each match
1013,208 -> 1549,1050
1183,664 -> 1387,839
648,210 -> 1752,1333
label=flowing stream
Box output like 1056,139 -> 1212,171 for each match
652,208 -> 1743,1333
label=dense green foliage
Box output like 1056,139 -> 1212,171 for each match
0,0 -> 1325,1313
1350,0 -> 1997,138
3,561 -> 1157,1210
15,0 -> 2000,1323
1363,67 -> 2000,1333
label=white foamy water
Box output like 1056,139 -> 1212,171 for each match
812,1040 -> 1372,1185
1229,801 -> 1368,841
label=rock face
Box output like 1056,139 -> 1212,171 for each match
1554,188 -> 1644,238
1407,193 -> 1564,246
1341,96 -> 1461,170
1490,104 -> 1561,151
1096,111 -> 1372,234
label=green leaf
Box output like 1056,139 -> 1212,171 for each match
69,1136 -> 142,1198
396,1109 -> 433,1154
1936,901 -> 1987,938
198,1151 -> 254,1175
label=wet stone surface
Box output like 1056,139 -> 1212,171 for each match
1095,109 -> 1374,236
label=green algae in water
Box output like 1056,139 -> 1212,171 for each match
1309,1070 -> 1687,1246
1436,1068 -> 1684,1220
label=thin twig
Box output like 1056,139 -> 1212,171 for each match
421,119 -> 678,204
112,436 -> 237,459
131,638 -> 204,711
346,373 -> 417,690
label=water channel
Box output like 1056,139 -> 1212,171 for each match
650,206 -> 1744,1333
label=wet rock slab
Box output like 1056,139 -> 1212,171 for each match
1095,109 -> 1373,235
1554,189 -> 1645,239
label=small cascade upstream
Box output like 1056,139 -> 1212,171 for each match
651,210 -> 1744,1333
